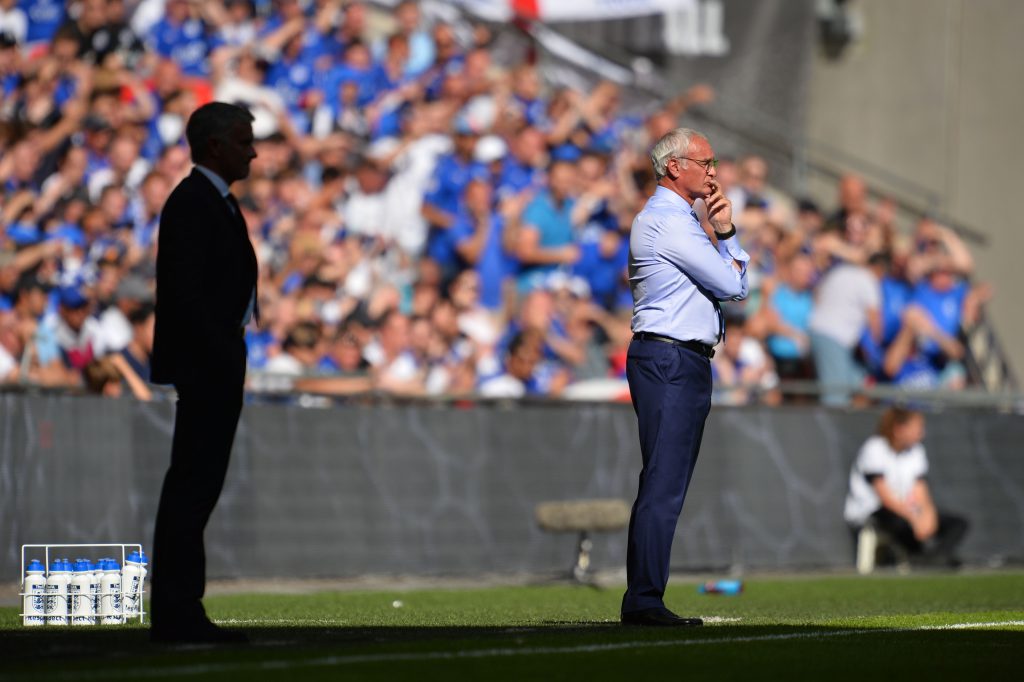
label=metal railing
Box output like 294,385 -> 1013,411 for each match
5,378 -> 1022,413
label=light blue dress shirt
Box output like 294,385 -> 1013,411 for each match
195,165 -> 256,327
629,185 -> 750,345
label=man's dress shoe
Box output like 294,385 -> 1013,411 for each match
150,619 -> 249,644
621,607 -> 704,627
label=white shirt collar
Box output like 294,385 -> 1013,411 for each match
195,165 -> 231,198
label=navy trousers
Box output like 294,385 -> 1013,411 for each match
151,341 -> 246,630
622,338 -> 712,614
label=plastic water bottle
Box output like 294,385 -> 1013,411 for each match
88,560 -> 101,622
22,560 -> 46,626
122,551 -> 147,620
70,559 -> 96,625
697,579 -> 744,595
100,559 -> 123,625
44,559 -> 70,625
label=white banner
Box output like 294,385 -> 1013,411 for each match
452,0 -> 699,23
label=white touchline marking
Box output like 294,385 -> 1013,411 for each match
216,619 -> 349,626
19,620 -> 1024,681
700,617 -> 743,624
918,620 -> 1024,630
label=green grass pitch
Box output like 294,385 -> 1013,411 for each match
2,572 -> 1022,681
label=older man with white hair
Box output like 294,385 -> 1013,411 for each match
621,128 -> 749,626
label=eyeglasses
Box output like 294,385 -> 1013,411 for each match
675,156 -> 719,173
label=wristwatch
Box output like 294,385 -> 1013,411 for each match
714,224 -> 737,240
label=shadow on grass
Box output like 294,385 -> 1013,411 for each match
2,620 -> 1022,674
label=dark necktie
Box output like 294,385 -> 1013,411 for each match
692,209 -> 726,343
225,192 -> 260,325
225,192 -> 242,220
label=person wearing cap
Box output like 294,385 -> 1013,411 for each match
150,102 -> 257,645
54,284 -> 104,373
621,128 -> 749,627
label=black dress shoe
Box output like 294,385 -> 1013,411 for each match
151,619 -> 249,644
621,607 -> 703,627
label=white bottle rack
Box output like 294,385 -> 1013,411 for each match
19,543 -> 147,626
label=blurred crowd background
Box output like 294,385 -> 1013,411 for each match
0,0 -> 995,405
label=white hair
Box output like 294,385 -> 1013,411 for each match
650,128 -> 701,181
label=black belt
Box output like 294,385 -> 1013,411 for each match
633,332 -> 716,358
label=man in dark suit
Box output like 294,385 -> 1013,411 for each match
150,102 -> 257,644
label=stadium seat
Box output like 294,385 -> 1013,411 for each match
856,520 -> 910,575
535,499 -> 631,583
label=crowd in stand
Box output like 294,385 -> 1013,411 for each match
0,0 -> 994,404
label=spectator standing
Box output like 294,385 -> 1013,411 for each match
146,0 -> 222,78
513,158 -> 580,293
761,252 -> 816,381
376,0 -> 434,77
421,113 -> 482,281
807,253 -> 885,406
452,176 -> 518,311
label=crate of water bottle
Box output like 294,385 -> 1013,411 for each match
19,544 -> 148,627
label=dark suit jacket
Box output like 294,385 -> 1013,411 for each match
151,169 -> 258,386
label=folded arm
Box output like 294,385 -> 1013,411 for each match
657,220 -> 750,300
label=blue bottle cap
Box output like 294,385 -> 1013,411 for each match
27,560 -> 45,572
63,559 -> 74,571
126,551 -> 140,564
138,550 -> 148,565
49,560 -> 63,572
107,559 -> 120,570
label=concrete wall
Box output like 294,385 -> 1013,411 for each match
804,0 -> 1024,377
4,394 -> 1023,580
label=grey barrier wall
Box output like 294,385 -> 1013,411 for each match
2,393 -> 1023,580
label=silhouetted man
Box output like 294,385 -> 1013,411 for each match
150,102 -> 257,644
